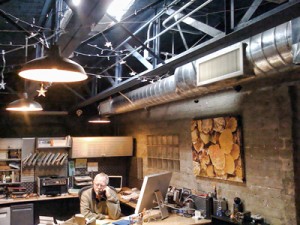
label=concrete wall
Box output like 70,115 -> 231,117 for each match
114,81 -> 299,225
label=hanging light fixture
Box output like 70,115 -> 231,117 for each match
18,45 -> 87,83
88,116 -> 111,124
6,93 -> 43,112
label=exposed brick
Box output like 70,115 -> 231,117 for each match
117,82 -> 298,225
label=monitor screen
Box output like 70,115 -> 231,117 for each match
108,175 -> 122,192
135,172 -> 172,214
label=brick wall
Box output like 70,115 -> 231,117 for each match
290,85 -> 300,225
115,82 -> 298,225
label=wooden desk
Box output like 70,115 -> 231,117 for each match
118,187 -> 137,209
141,213 -> 211,225
94,210 -> 211,225
116,189 -> 211,224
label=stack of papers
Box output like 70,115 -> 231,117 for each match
38,216 -> 55,225
74,176 -> 93,186
120,192 -> 140,201
9,162 -> 20,169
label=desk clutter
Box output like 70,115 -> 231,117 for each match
120,188 -> 140,203
73,175 -> 93,187
0,185 -> 38,199
165,186 -> 269,225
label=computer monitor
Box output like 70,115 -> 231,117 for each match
135,172 -> 172,214
108,175 -> 123,192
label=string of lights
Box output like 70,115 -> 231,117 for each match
87,43 -> 131,54
0,8 -> 52,31
74,51 -> 129,58
86,71 -> 169,84
0,1 -> 271,91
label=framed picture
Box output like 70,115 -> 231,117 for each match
191,116 -> 245,182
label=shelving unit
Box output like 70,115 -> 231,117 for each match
0,148 -> 22,185
147,135 -> 180,172
36,136 -> 72,149
22,137 -> 71,168
22,136 -> 72,182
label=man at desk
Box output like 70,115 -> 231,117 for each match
80,172 -> 121,220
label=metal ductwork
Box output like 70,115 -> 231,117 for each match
246,20 -> 293,75
99,18 -> 300,115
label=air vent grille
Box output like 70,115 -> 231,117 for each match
197,43 -> 246,86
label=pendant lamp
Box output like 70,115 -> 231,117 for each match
88,116 -> 111,123
6,93 -> 43,112
18,45 -> 87,83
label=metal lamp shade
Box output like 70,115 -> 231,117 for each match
6,98 -> 43,111
88,116 -> 111,123
18,45 -> 87,83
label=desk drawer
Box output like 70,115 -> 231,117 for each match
0,207 -> 10,225
11,203 -> 34,225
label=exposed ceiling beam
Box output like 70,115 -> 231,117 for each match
107,15 -> 165,65
69,0 -> 300,112
79,0 -> 164,46
0,8 -> 45,46
37,0 -> 53,27
237,0 -> 263,26
58,0 -> 111,57
165,8 -> 224,37
124,43 -> 153,70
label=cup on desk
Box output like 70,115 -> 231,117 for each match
129,213 -> 143,225
195,210 -> 206,219
75,214 -> 86,225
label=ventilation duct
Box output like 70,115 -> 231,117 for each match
291,18 -> 300,64
246,20 -> 293,75
100,76 -> 177,115
196,43 -> 252,86
98,19 -> 300,115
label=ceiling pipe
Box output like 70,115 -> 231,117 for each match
146,0 -> 213,45
98,18 -> 299,115
116,0 -> 214,63
162,0 -> 208,35
84,0 -> 181,77
70,0 -> 300,112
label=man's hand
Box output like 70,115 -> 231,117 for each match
104,186 -> 111,198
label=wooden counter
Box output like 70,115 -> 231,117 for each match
0,194 -> 80,224
0,194 -> 77,205
0,189 -> 212,225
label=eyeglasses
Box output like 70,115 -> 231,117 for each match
93,183 -> 106,188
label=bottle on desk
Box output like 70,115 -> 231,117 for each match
11,171 -> 15,183
2,174 -> 6,183
216,201 -> 222,217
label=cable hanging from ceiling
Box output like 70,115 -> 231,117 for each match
0,50 -> 6,90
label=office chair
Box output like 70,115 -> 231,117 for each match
78,185 -> 92,200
